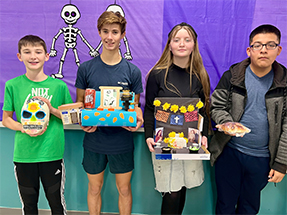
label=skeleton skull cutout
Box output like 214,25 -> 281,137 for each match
61,4 -> 81,25
21,98 -> 50,135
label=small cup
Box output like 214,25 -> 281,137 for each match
189,144 -> 199,154
161,147 -> 171,154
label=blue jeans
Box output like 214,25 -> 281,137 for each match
215,146 -> 270,215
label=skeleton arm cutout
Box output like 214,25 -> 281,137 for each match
77,30 -> 98,57
50,29 -> 64,57
123,36 -> 132,60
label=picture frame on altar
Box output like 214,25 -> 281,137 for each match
188,128 -> 201,145
155,127 -> 164,143
99,86 -> 122,110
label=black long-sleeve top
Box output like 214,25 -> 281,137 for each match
144,64 -> 209,140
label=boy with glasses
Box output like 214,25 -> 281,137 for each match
209,24 -> 286,214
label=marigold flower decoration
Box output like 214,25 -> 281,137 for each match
179,132 -> 184,137
187,104 -> 195,112
28,102 -> 40,112
196,101 -> 204,109
170,104 -> 179,113
179,106 -> 187,113
164,138 -> 169,143
162,102 -> 171,111
168,131 -> 176,137
153,100 -> 161,107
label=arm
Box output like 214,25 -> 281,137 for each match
210,71 -> 234,125
2,111 -> 23,132
33,96 -> 61,119
144,71 -> 161,152
76,88 -> 97,133
197,80 -> 210,148
2,110 -> 47,136
269,108 -> 287,180
76,88 -> 85,103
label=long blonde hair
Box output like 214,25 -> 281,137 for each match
147,23 -> 210,117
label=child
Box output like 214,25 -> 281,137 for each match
75,11 -> 143,214
2,35 -> 73,215
144,22 -> 210,214
210,24 -> 286,214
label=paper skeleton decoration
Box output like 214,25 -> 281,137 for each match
21,98 -> 50,135
49,4 -> 97,79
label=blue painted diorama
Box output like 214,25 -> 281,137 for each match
81,86 -> 137,127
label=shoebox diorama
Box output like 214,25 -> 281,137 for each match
153,97 -> 210,160
58,86 -> 137,127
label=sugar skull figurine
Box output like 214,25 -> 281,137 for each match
21,98 -> 50,135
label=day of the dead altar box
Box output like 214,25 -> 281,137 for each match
81,87 -> 137,127
153,97 -> 210,160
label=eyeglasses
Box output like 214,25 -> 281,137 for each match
250,42 -> 279,50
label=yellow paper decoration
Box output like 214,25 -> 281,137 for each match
168,131 -> 176,137
179,106 -> 187,113
187,104 -> 195,112
153,100 -> 161,107
196,101 -> 204,109
162,102 -> 171,111
170,104 -> 179,113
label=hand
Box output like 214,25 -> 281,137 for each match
122,107 -> 143,132
146,137 -> 155,152
23,126 -> 48,137
201,136 -> 208,148
32,96 -> 53,111
80,124 -> 97,133
268,169 -> 285,183
32,96 -> 63,119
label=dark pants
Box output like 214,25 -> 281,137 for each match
215,146 -> 269,215
14,160 -> 66,215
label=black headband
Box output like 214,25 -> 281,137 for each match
168,22 -> 197,39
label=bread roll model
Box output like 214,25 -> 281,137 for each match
216,122 -> 251,137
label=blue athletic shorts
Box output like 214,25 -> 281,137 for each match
82,148 -> 134,174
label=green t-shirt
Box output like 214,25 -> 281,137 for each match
3,75 -> 73,162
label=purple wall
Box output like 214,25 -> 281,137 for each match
1,0 -> 286,120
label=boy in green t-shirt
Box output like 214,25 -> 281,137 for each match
2,35 -> 72,215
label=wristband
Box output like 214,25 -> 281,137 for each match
134,102 -> 141,108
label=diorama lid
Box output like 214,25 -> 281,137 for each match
58,102 -> 83,110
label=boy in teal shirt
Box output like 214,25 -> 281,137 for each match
2,35 -> 72,215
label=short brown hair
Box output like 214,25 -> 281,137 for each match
18,35 -> 47,53
97,11 -> 127,34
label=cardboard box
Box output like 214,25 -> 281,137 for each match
153,97 -> 210,160
58,102 -> 83,125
